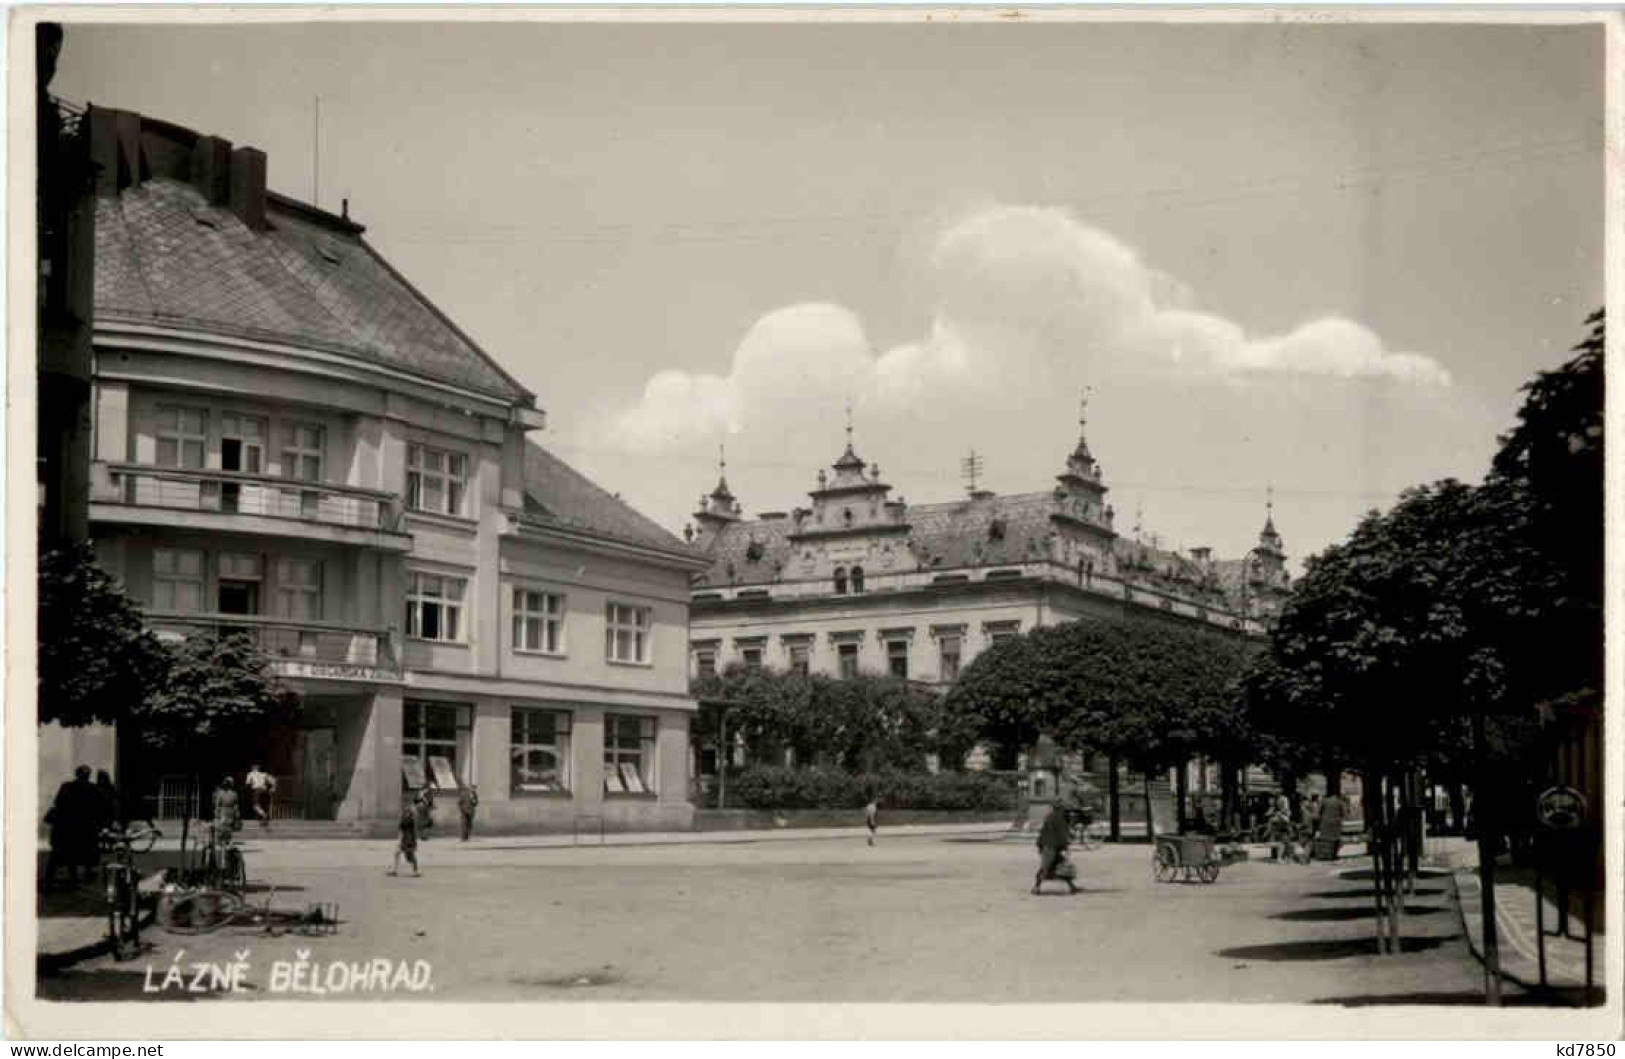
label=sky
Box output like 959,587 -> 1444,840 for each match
56,19 -> 1606,566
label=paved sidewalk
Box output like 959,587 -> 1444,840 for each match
1452,867 -> 1604,1001
35,872 -> 165,969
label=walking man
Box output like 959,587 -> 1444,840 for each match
1033,802 -> 1079,895
458,785 -> 479,842
390,799 -> 420,877
245,764 -> 276,830
865,796 -> 879,847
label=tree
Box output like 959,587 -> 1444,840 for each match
37,542 -> 169,728
131,631 -> 301,755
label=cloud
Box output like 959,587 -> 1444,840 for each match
600,205 -> 1451,455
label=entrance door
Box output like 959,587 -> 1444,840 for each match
303,727 -> 337,820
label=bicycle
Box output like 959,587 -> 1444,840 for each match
98,826 -> 145,961
122,819 -> 163,853
193,822 -> 248,892
160,885 -> 338,938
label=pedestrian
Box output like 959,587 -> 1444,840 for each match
94,769 -> 121,831
1032,802 -> 1079,895
458,784 -> 479,842
1267,792 -> 1293,862
864,796 -> 879,846
212,776 -> 242,836
1315,791 -> 1348,861
245,764 -> 277,830
390,799 -> 420,877
415,786 -> 436,840
44,765 -> 99,887
1302,794 -> 1322,835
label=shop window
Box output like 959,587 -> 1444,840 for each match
402,700 -> 472,790
604,714 -> 657,795
281,421 -> 324,483
406,571 -> 466,642
511,708 -> 571,794
407,443 -> 469,517
156,405 -> 207,470
605,602 -> 651,664
513,588 -> 566,654
152,548 -> 205,612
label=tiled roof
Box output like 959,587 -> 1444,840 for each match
522,441 -> 699,558
94,179 -> 531,403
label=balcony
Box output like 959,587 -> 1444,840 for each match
145,611 -> 402,683
91,461 -> 413,551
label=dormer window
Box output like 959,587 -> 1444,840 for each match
833,567 -> 848,595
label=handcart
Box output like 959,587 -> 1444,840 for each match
1153,833 -> 1222,884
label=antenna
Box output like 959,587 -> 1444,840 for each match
844,397 -> 854,448
1079,385 -> 1093,432
718,442 -> 727,480
1266,482 -> 1274,518
960,450 -> 984,495
313,95 -> 321,208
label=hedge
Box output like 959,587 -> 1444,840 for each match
725,766 -> 1019,811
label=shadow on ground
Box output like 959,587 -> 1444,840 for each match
1310,991 -> 1549,1007
1272,905 -> 1448,923
1217,935 -> 1456,961
1337,868 -> 1451,882
1301,887 -> 1445,900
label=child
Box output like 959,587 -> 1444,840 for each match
390,801 -> 420,877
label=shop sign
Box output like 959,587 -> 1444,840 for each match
278,659 -> 394,683
1536,785 -> 1587,830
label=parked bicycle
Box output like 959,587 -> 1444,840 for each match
193,821 -> 247,892
98,826 -> 145,961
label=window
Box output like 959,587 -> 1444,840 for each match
694,649 -> 717,680
156,406 -> 207,469
604,714 -> 656,794
273,558 -> 321,621
742,647 -> 763,674
406,572 -> 466,642
605,602 -> 651,664
939,634 -> 962,681
220,414 -> 265,474
985,621 -> 1021,646
152,548 -> 205,612
887,639 -> 909,680
513,588 -> 565,654
788,643 -> 810,677
851,566 -> 866,594
281,421 -> 324,483
833,567 -> 848,595
217,552 -> 263,615
838,642 -> 859,679
511,708 -> 571,794
407,443 -> 469,516
402,701 -> 471,789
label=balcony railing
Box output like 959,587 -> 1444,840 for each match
145,611 -> 400,677
94,461 -> 405,535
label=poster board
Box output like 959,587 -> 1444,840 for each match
619,761 -> 646,795
400,757 -> 427,789
429,755 -> 460,790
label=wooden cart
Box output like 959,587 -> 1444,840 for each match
1153,833 -> 1222,884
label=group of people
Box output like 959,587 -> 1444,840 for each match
43,765 -> 121,886
392,784 -> 480,877
1263,791 -> 1349,863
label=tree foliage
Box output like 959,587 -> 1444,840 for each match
131,631 -> 301,754
37,542 -> 169,727
692,666 -> 953,772
944,618 -> 1256,772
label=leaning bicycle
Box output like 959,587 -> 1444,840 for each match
98,826 -> 145,961
193,822 -> 248,892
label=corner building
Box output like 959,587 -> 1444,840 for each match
686,412 -> 1292,785
82,108 -> 705,835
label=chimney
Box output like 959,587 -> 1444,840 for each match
229,146 -> 268,231
190,135 -> 232,206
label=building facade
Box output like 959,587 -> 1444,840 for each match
685,408 -> 1293,805
75,107 -> 705,834
687,412 -> 1291,690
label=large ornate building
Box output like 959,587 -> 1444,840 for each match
685,406 -> 1292,692
57,105 -> 708,835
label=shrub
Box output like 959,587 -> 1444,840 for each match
726,766 -> 1018,811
